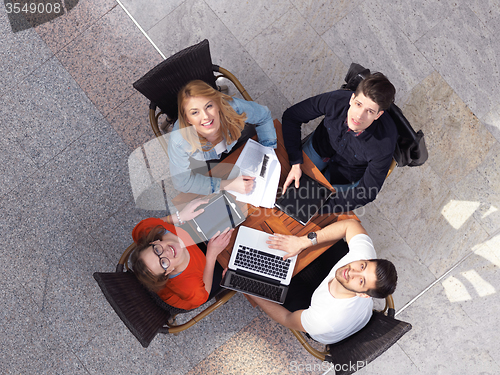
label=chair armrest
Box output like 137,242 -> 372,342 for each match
160,289 -> 237,334
289,329 -> 328,361
213,65 -> 253,102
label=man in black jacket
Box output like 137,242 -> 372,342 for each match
282,73 -> 397,213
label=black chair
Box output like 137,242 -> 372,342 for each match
290,295 -> 412,375
133,39 -> 252,138
342,62 -> 428,174
93,243 -> 236,348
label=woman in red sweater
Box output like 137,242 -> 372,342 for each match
130,199 -> 233,310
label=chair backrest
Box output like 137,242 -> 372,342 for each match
342,63 -> 428,167
325,311 -> 412,375
133,39 -> 218,122
93,271 -> 186,348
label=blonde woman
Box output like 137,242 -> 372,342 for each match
168,80 -> 277,195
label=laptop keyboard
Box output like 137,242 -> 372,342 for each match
234,245 -> 292,280
228,273 -> 283,302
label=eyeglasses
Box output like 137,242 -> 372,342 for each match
152,243 -> 170,273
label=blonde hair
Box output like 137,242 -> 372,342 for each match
177,80 -> 247,152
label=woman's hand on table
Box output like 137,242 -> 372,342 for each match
267,233 -> 310,260
207,227 -> 234,259
178,198 -> 209,222
221,175 -> 256,195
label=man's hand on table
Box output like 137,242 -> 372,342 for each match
266,233 -> 310,260
282,163 -> 302,192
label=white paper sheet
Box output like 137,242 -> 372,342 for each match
226,139 -> 281,208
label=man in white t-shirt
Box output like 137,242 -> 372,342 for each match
250,219 -> 397,344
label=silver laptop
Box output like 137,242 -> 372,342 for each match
221,226 -> 297,303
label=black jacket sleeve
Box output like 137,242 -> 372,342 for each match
281,92 -> 339,165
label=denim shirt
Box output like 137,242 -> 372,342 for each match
168,97 -> 277,195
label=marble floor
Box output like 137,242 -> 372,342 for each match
1,0 -> 499,374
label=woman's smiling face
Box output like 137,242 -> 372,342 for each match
183,96 -> 221,142
141,232 -> 187,276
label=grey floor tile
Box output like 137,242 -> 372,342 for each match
354,203 -> 436,310
205,0 -> 293,45
90,198 -> 166,262
354,343 -> 418,375
0,278 -> 88,375
0,7 -> 53,96
75,319 -> 193,375
290,0 -> 364,36
380,0 -> 455,44
468,0 -> 500,38
322,0 -> 434,98
414,3 -> 500,120
481,105 -> 500,143
452,144 -> 500,236
169,293 -> 262,366
34,0 -> 117,53
374,165 -> 450,256
457,233 -> 500,362
105,90 -> 156,151
246,7 -> 346,105
1,168 -> 81,247
424,194 -> 491,276
187,312 -> 329,375
46,120 -> 134,231
0,55 -> 104,167
0,127 -> 37,198
396,279 -> 499,374
0,170 -> 102,309
40,235 -> 117,351
119,0 -> 183,32
147,0 -> 274,100
401,71 -> 497,188
253,84 -> 291,124
55,5 -> 162,117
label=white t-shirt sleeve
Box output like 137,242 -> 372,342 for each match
339,233 -> 376,265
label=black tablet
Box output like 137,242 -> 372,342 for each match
275,173 -> 333,225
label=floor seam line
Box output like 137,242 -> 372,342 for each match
395,250 -> 475,317
115,0 -> 166,59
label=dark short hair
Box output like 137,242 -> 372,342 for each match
130,225 -> 170,292
365,259 -> 397,298
355,72 -> 396,111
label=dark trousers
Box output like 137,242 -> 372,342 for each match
197,241 -> 225,300
283,239 -> 349,312
208,261 -> 224,300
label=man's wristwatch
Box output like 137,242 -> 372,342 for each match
307,232 -> 318,246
